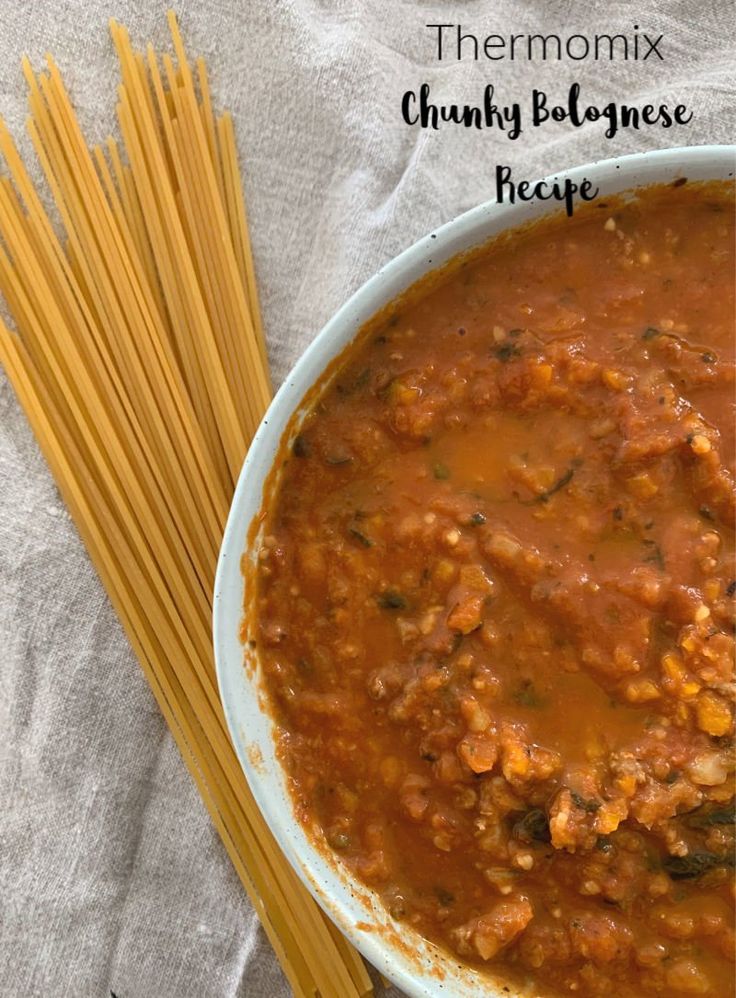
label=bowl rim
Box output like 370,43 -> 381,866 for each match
213,143 -> 736,998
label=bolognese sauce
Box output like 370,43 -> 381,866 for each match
251,182 -> 735,996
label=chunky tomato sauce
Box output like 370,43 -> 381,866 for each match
252,183 -> 735,996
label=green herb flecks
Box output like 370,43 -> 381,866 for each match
539,467 -> 575,503
516,467 -> 575,507
571,791 -> 601,813
494,342 -> 522,362
642,540 -> 665,570
683,801 -> 735,830
348,526 -> 374,548
513,679 -> 544,709
513,809 -> 551,845
664,851 -> 734,880
376,589 -> 407,610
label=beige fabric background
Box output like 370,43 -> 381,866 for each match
0,1 -> 733,995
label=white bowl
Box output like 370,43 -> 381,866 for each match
213,146 -> 736,998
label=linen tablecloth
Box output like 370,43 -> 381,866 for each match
1,1 -> 733,994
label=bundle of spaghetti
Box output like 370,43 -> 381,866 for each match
0,12 -> 372,998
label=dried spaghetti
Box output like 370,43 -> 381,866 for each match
0,12 -> 372,998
